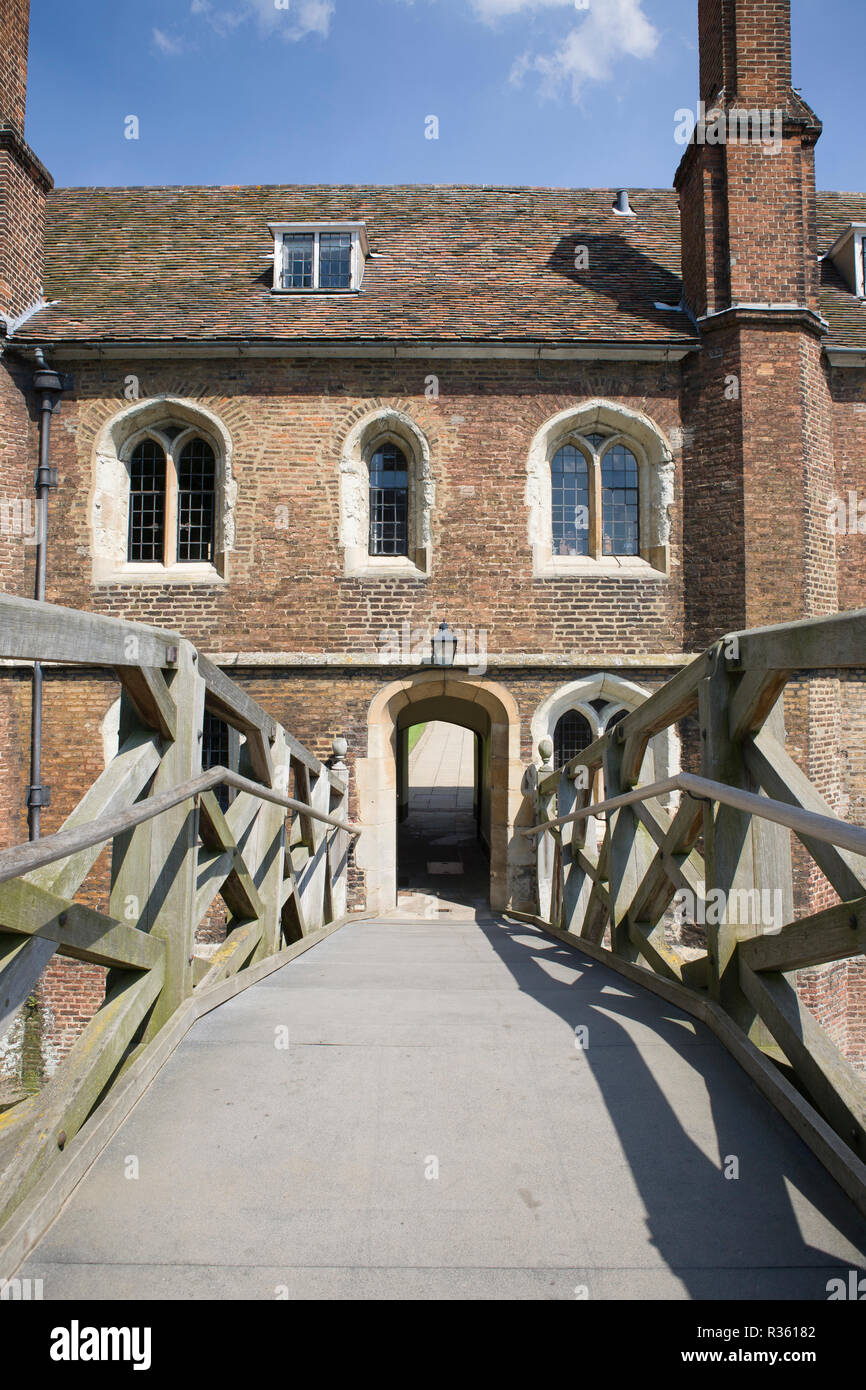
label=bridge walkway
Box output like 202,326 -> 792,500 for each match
18,908 -> 866,1301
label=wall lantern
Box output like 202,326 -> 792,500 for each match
431,621 -> 458,668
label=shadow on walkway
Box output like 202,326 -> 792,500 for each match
475,909 -> 866,1299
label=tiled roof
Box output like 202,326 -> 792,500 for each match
817,192 -> 866,349
12,184 -> 866,349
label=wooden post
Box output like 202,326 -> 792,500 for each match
110,642 -> 205,1039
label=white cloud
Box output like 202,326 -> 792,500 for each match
191,0 -> 335,41
152,27 -> 186,56
393,0 -> 659,100
506,0 -> 658,99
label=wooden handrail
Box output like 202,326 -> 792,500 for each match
0,766 -> 361,888
520,771 -> 866,860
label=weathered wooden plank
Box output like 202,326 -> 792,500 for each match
698,661 -> 758,1029
0,877 -> 163,972
198,791 -> 265,924
727,671 -> 790,743
604,734 -> 655,962
28,730 -> 161,902
726,608 -> 866,672
193,848 -> 233,928
116,666 -> 177,741
739,960 -> 866,1160
110,645 -> 205,1040
194,919 -> 263,991
739,897 -> 866,974
0,593 -> 180,668
292,760 -> 318,854
745,729 -> 866,902
0,962 -> 164,1229
626,917 -> 685,983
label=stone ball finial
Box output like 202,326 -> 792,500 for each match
538,736 -> 554,768
332,735 -> 348,762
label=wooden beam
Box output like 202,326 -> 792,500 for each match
0,878 -> 163,972
728,670 -> 790,743
0,963 -> 164,1229
726,608 -> 866,672
116,666 -> 177,741
0,593 -> 180,668
739,960 -> 866,1161
194,919 -> 263,991
738,897 -> 866,974
745,729 -> 866,901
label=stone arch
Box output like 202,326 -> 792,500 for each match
89,396 -> 236,582
525,398 -> 675,576
531,673 -> 680,785
339,407 -> 435,578
355,671 -> 526,913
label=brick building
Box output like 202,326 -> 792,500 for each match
0,0 -> 864,1086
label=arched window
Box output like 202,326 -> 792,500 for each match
601,444 -> 639,556
553,709 -> 593,769
368,441 -> 409,557
549,429 -> 640,559
551,445 -> 589,557
128,440 -> 166,563
124,430 -> 218,569
178,439 -> 217,563
526,401 -> 674,577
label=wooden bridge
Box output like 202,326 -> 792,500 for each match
1,596 -> 865,1299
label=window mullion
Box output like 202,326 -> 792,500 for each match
165,449 -> 179,568
590,458 -> 603,558
313,234 -> 321,290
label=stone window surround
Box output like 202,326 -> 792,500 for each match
526,399 -> 675,579
339,408 -> 435,580
530,673 -> 681,849
90,397 -> 236,586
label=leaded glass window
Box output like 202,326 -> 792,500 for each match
602,444 -> 639,555
554,710 -> 594,769
128,440 -> 166,563
282,234 -> 314,289
551,444 -> 589,557
319,233 -> 352,289
178,439 -> 216,563
369,442 -> 409,556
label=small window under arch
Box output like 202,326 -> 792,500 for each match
369,441 -> 409,557
554,709 -> 594,769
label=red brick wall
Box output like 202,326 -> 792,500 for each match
38,358 -> 687,660
0,0 -> 29,134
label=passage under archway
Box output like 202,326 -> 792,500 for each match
396,719 -> 486,910
355,672 -> 528,915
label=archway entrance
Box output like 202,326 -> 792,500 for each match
355,673 -> 528,915
396,720 -> 486,909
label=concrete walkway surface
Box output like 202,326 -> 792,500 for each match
17,913 -> 866,1301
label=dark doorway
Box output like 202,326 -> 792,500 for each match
396,720 -> 489,911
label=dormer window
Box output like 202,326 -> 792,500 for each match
269,222 -> 368,293
826,223 -> 866,299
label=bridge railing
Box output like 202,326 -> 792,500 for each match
0,593 -> 360,1246
519,609 -> 866,1214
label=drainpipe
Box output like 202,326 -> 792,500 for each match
28,350 -> 64,840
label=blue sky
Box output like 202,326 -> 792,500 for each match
24,0 -> 865,191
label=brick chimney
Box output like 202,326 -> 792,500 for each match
676,0 -> 839,919
699,0 -> 793,107
677,0 -> 822,319
0,0 -> 52,325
